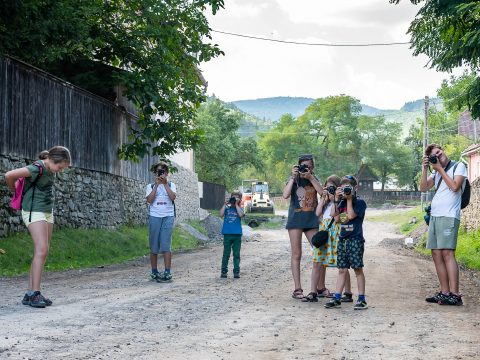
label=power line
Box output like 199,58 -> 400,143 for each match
212,29 -> 411,47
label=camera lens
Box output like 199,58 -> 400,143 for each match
343,186 -> 352,195
428,155 -> 438,164
327,186 -> 336,195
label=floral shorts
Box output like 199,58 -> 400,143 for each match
336,236 -> 364,269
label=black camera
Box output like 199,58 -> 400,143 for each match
229,197 -> 237,206
298,164 -> 309,173
424,205 -> 431,225
157,168 -> 165,177
327,185 -> 336,195
343,185 -> 353,195
428,155 -> 438,164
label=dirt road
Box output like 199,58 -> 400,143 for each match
1,210 -> 479,360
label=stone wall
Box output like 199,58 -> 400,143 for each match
0,154 -> 200,237
461,177 -> 480,231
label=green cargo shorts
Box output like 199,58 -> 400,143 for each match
427,216 -> 460,250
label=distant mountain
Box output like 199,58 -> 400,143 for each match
230,96 -> 442,136
231,97 -> 314,121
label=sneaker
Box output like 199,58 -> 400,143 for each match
354,300 -> 368,310
233,273 -> 240,279
341,292 -> 353,303
22,293 -> 31,306
220,272 -> 227,278
39,294 -> 52,306
426,292 -> 445,303
438,293 -> 463,306
29,291 -> 46,308
324,298 -> 341,309
150,272 -> 161,281
157,272 -> 173,283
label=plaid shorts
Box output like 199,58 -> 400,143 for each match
336,236 -> 364,269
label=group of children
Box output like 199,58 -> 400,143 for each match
218,154 -> 368,311
282,154 -> 368,310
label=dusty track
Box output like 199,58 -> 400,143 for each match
1,209 -> 479,359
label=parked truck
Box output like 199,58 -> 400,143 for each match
241,180 -> 274,214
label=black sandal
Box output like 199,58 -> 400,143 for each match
301,292 -> 318,302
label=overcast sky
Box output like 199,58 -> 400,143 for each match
201,0 -> 463,110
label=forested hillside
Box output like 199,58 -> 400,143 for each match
231,96 -> 442,136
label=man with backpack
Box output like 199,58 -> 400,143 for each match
420,144 -> 468,306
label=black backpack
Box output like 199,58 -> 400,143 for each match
435,161 -> 470,209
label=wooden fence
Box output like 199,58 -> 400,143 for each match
199,181 -> 226,210
0,56 -> 156,182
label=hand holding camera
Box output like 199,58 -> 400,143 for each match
156,168 -> 167,184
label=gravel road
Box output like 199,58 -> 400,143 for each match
1,209 -> 479,359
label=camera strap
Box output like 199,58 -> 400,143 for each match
434,160 -> 454,193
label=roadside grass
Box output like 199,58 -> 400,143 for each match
0,224 -> 199,277
368,206 -> 424,235
374,206 -> 480,271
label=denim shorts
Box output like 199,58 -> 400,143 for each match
336,236 -> 364,269
149,216 -> 174,253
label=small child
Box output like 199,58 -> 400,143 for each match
325,175 -> 368,310
219,191 -> 244,278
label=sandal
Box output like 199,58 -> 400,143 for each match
301,292 -> 318,302
317,288 -> 334,298
292,288 -> 304,299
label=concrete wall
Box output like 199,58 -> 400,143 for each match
0,154 -> 200,237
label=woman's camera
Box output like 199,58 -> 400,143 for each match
157,168 -> 166,177
327,185 -> 336,195
228,197 -> 237,206
428,155 -> 438,164
343,185 -> 353,195
298,164 -> 309,173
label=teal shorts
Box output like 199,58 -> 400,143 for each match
427,216 -> 460,250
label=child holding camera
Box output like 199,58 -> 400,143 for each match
146,161 -> 177,283
325,175 -> 368,310
219,191 -> 244,278
283,154 -> 323,299
302,175 -> 353,302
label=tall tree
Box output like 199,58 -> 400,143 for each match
392,0 -> 480,118
299,95 -> 363,178
0,0 -> 224,161
195,98 -> 263,190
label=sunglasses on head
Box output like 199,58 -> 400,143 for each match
344,175 -> 357,185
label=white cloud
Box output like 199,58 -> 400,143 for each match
202,0 -> 455,109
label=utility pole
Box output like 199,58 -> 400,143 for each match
422,96 -> 429,208
423,96 -> 429,149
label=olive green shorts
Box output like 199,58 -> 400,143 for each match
426,216 -> 460,250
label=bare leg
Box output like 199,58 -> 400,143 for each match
354,268 -> 365,295
431,249 -> 450,293
163,251 -> 172,270
27,221 -> 50,292
310,263 -> 322,294
150,253 -> 158,270
344,270 -> 352,294
334,268 -> 348,294
316,265 -> 327,292
288,229 -> 303,290
442,249 -> 459,294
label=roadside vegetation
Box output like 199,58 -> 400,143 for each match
369,206 -> 480,271
0,224 -> 201,277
